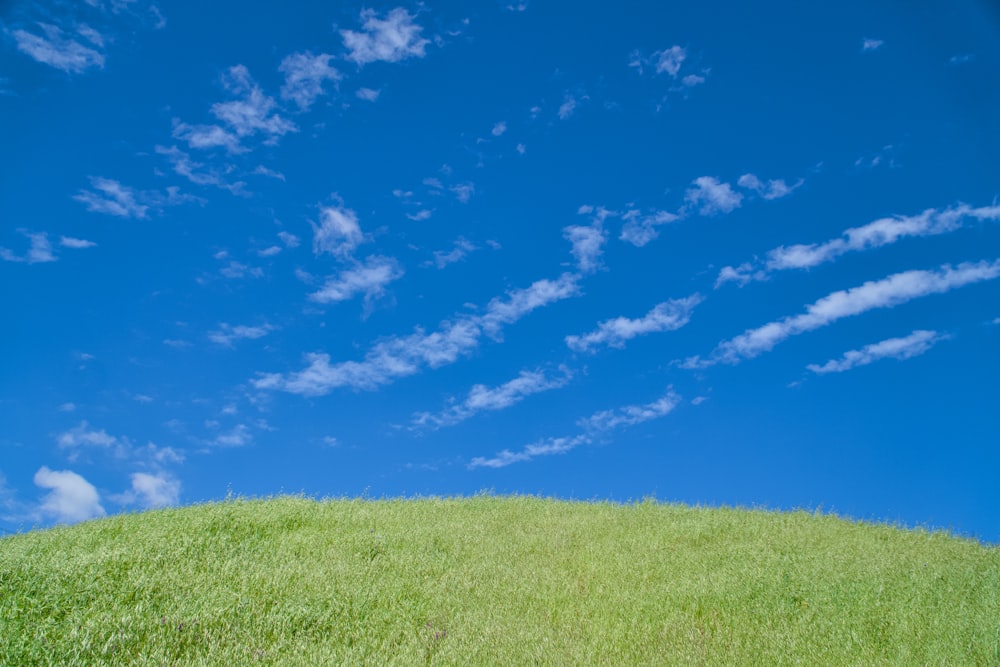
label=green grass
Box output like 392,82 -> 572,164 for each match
1,496 -> 998,665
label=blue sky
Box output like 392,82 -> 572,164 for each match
2,0 -> 998,541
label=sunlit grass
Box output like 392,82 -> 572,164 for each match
2,495 -> 998,665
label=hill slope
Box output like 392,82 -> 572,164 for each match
2,496 -> 998,665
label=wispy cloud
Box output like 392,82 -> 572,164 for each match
566,295 -> 703,352
255,273 -> 581,395
558,94 -> 578,120
210,424 -> 252,447
949,54 -> 975,65
172,121 -> 244,154
356,87 -> 381,101
211,65 -> 297,143
309,255 -> 404,304
34,467 -> 105,523
807,330 -> 949,375
579,391 -> 681,431
341,8 -> 430,65
73,177 -> 150,218
684,176 -> 743,216
619,209 -> 679,247
0,231 -> 56,264
426,238 -> 477,269
312,203 -> 366,259
688,259 -> 1000,367
59,236 -> 97,249
12,22 -> 106,73
862,38 -> 884,52
413,367 -> 572,429
564,207 -> 608,273
491,121 -> 507,136
208,323 -> 274,347
155,145 -> 247,194
716,203 -> 1000,287
737,173 -> 802,200
469,389 -> 681,468
279,52 -> 341,111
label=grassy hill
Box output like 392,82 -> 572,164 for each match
1,496 -> 998,665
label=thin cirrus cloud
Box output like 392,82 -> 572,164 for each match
207,323 -> 274,347
426,237 -> 477,269
279,51 -> 341,111
566,295 -> 703,353
12,22 -> 106,73
73,177 -> 150,218
687,259 -> 1000,367
309,255 -> 404,304
716,203 -> 1000,288
254,273 -> 582,396
0,231 -> 57,264
807,330 -> 949,375
340,8 -> 430,65
312,203 -> 366,259
412,367 -> 572,430
468,389 -> 681,468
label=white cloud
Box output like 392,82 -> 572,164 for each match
579,390 -> 681,431
117,471 -> 180,508
211,424 -> 252,447
619,209 -> 679,247
566,295 -> 703,352
257,246 -> 282,257
59,236 -> 97,249
12,23 -> 106,73
685,176 -> 743,216
309,255 -> 404,304
478,273 -> 581,337
155,145 -> 247,194
558,95 -> 577,120
74,177 -> 150,218
468,389 -> 680,468
0,231 -> 57,264
691,259 -> 1000,367
862,38 -> 884,52
516,143 -> 526,154
807,330 -> 949,375
949,54 -> 975,65
491,121 -> 507,136
407,209 -> 433,221
737,173 -> 802,200
210,65 -> 297,142
279,52 -> 341,111
58,402 -> 77,412
655,45 -> 686,77
57,421 -> 119,450
717,204 -> 1000,288
312,204 -> 365,258
413,368 -> 571,429
172,121 -> 244,154
341,8 -> 430,65
34,466 -> 105,523
356,87 -> 381,101
563,216 -> 607,273
468,435 -> 590,469
450,183 -> 475,203
255,273 -> 581,395
208,323 -> 273,347
427,238 -> 476,269
767,205 -> 998,271
278,231 -> 300,248
218,261 -> 263,279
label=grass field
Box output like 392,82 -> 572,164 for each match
1,495 -> 998,665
